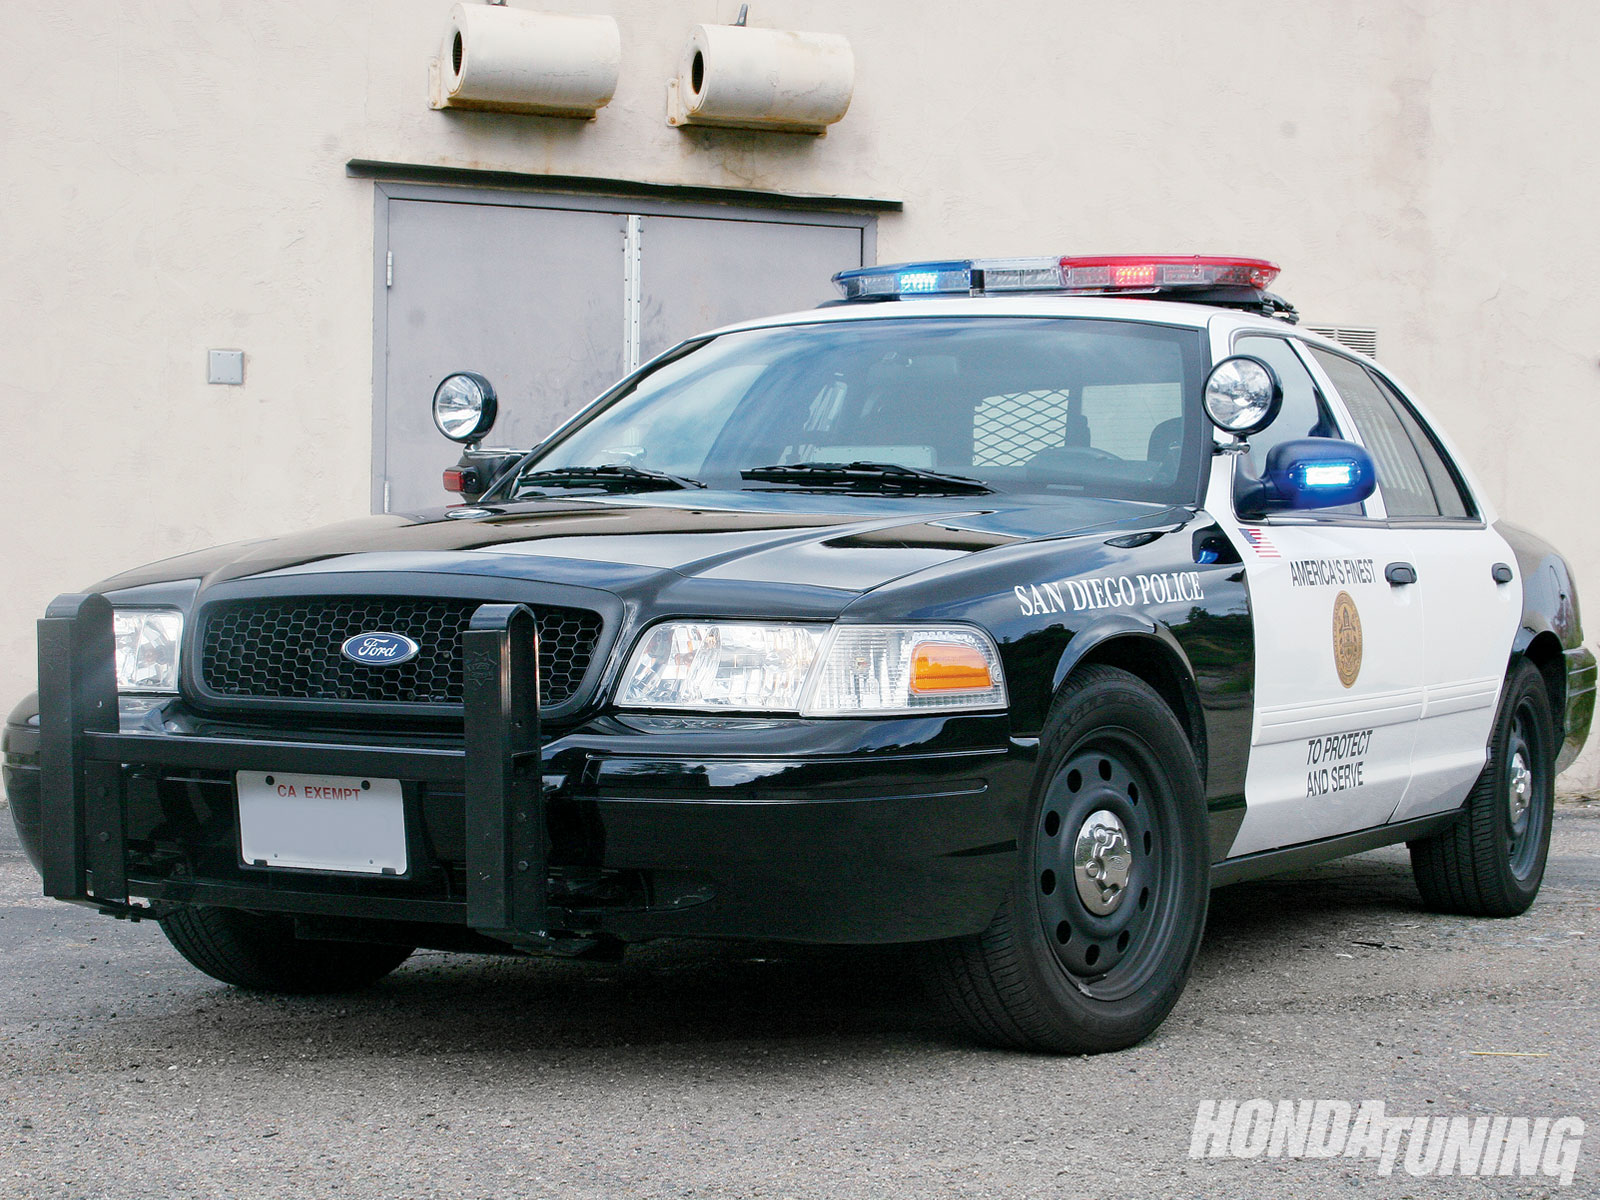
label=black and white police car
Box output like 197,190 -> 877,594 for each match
4,254 -> 1593,1053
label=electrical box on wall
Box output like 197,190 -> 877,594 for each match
667,23 -> 854,135
430,4 -> 620,119
207,349 -> 244,385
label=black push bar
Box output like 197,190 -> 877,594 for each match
36,593 -> 547,940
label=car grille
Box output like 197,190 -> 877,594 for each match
198,597 -> 603,708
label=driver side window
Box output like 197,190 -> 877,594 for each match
1233,335 -> 1340,474
1232,334 -> 1363,518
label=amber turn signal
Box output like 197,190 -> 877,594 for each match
910,641 -> 994,693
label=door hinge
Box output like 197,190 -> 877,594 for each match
623,215 -> 642,373
386,251 -> 393,288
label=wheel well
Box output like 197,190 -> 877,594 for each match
1521,631 -> 1566,726
1074,636 -> 1207,783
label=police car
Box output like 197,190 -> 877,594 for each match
4,254 -> 1593,1054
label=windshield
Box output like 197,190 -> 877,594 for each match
495,316 -> 1209,504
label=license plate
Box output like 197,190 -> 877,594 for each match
236,772 -> 407,876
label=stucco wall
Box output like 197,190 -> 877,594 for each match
2,0 -> 1596,788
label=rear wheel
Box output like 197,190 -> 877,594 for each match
161,906 -> 414,993
925,665 -> 1209,1053
1409,658 -> 1556,917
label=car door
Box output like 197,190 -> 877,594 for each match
1205,330 -> 1425,857
1304,348 -> 1522,824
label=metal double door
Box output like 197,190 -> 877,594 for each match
374,188 -> 871,514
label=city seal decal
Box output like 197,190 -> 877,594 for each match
1331,592 -> 1362,688
341,632 -> 421,666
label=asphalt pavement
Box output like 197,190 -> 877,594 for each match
1,795 -> 1596,1199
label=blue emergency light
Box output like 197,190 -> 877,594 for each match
1301,463 -> 1356,489
834,260 -> 973,299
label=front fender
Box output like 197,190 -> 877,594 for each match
2,692 -> 42,874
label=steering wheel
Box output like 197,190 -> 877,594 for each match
1055,446 -> 1121,462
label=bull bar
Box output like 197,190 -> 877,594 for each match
36,592 -> 552,943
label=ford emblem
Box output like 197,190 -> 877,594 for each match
340,632 -> 421,666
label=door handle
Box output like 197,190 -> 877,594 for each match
1385,562 -> 1417,586
1492,562 -> 1514,584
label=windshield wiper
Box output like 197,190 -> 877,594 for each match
741,461 -> 993,495
511,464 -> 707,497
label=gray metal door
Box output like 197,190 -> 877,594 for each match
376,189 -> 870,513
637,215 -> 864,363
379,198 -> 624,513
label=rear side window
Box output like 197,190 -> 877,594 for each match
1308,348 -> 1473,520
1369,372 -> 1473,519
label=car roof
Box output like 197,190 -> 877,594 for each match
699,295 -> 1395,374
697,294 -> 1225,338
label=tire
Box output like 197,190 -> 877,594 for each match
925,665 -> 1210,1054
160,906 -> 414,993
1409,658 -> 1556,917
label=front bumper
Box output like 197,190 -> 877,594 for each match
5,594 -> 1031,947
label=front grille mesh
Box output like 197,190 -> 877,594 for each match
199,597 -> 602,707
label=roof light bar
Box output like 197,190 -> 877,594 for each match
971,257 -> 1066,292
832,254 -> 1281,301
833,260 -> 973,300
1059,255 -> 1279,294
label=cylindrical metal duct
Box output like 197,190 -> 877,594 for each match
667,24 -> 855,134
431,5 -> 621,119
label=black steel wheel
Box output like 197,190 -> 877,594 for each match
1410,658 -> 1556,917
925,665 -> 1209,1053
161,906 -> 414,993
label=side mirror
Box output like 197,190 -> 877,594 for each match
1237,437 -> 1377,516
1203,356 -> 1282,436
432,372 -> 499,445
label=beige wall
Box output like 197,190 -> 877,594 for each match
2,1 -> 1596,788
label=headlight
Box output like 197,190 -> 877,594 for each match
112,609 -> 183,693
618,622 -> 825,712
801,625 -> 1007,716
617,621 -> 1006,716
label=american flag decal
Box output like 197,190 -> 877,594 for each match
1239,526 -> 1279,558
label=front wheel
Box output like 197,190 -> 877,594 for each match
1409,658 -> 1556,917
925,665 -> 1210,1053
161,906 -> 414,993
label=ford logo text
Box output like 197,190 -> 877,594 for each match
340,632 -> 421,666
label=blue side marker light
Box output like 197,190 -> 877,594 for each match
1301,463 -> 1356,488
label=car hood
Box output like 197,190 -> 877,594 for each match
96,490 -> 1184,602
